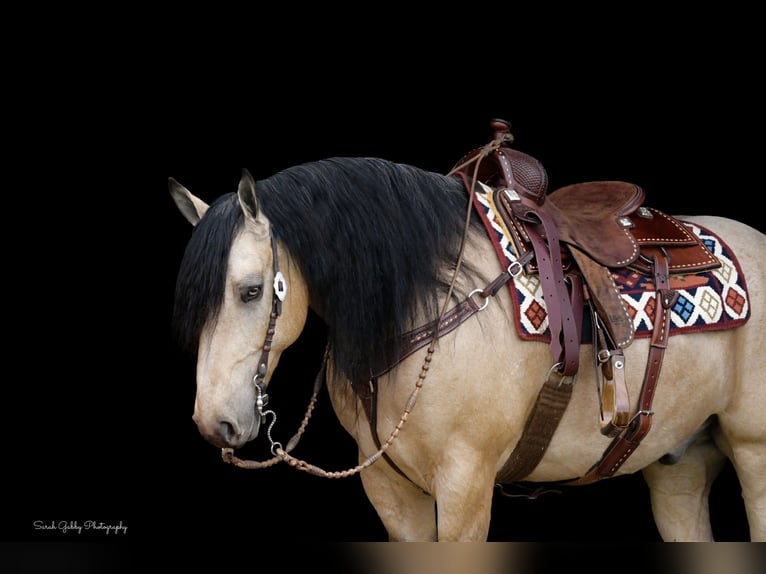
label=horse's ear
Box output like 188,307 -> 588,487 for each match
168,177 -> 209,226
237,168 -> 259,218
237,169 -> 268,233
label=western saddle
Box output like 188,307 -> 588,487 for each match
450,119 -> 720,485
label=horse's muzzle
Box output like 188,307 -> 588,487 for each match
192,411 -> 260,450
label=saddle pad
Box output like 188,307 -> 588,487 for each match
473,190 -> 751,341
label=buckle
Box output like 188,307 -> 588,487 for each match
546,362 -> 576,387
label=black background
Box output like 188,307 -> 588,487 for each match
3,17 -> 762,566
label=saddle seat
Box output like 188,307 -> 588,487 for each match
544,181 -> 643,268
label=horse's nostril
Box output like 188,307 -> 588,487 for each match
218,420 -> 238,445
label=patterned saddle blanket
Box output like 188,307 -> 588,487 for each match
473,189 -> 751,342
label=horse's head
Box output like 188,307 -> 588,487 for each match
170,170 -> 309,449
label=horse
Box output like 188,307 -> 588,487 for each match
168,138 -> 766,541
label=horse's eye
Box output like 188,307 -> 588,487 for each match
241,285 -> 263,303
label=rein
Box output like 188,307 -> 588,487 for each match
222,134 -> 514,482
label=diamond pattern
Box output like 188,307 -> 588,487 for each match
473,192 -> 751,341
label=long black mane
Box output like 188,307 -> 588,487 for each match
173,157 -> 485,383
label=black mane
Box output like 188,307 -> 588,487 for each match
173,157 -> 484,383
172,192 -> 242,355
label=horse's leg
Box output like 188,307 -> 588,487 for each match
359,454 -> 437,541
642,431 -> 727,541
430,447 -> 496,541
726,442 -> 766,541
716,415 -> 766,541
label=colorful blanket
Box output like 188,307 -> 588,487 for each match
473,190 -> 751,342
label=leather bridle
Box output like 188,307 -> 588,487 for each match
251,234 -> 287,407
221,233 -> 289,468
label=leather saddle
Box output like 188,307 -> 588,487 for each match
453,119 -> 719,354
450,119 -> 722,485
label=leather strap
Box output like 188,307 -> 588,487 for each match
495,362 -> 577,483
592,311 -> 631,437
581,284 -> 631,437
362,249 -> 536,381
566,253 -> 677,485
494,272 -> 584,484
354,250 -> 535,492
568,244 -> 635,349
370,297 -> 481,379
515,204 -> 581,376
355,377 -> 426,491
253,235 -> 284,390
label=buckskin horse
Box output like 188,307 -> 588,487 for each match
168,121 -> 765,541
